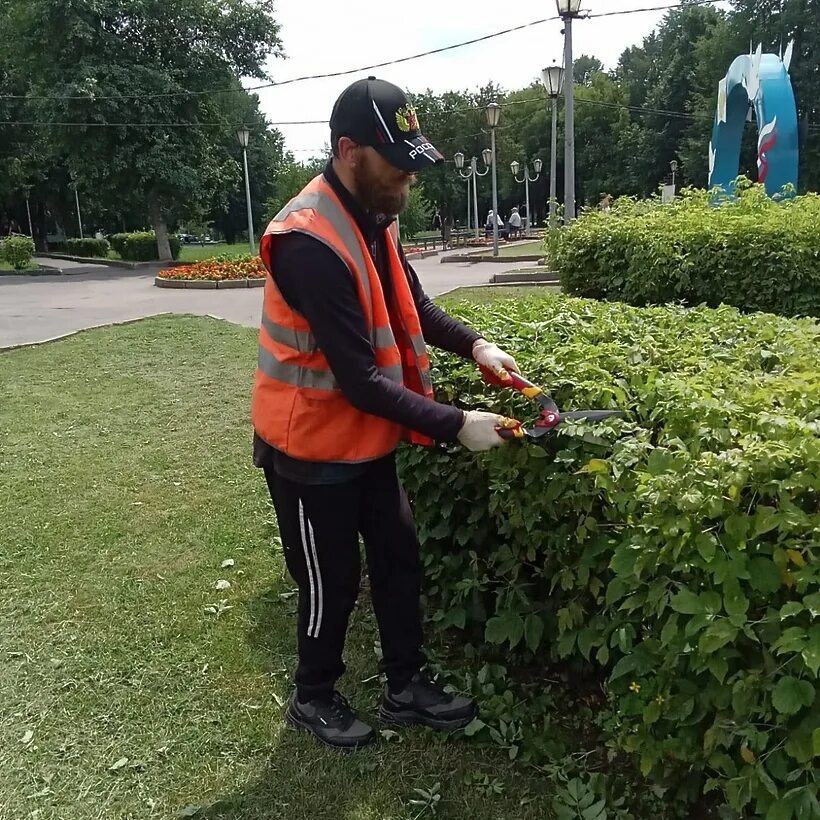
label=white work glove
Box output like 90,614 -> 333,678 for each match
472,338 -> 520,378
457,410 -> 511,452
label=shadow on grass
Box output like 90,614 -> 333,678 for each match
182,588 -> 554,820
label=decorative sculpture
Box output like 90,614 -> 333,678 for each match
708,42 -> 799,197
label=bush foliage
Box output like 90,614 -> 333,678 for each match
65,237 -> 110,258
109,232 -> 180,261
0,234 -> 36,269
550,182 -> 820,319
399,292 -> 819,817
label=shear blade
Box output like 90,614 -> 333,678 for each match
560,410 -> 626,422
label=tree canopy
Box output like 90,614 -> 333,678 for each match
1,0 -> 816,251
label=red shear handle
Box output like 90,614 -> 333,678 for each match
480,364 -> 534,391
495,417 -> 525,440
480,365 -> 556,410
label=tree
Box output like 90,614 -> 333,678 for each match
410,88 -> 488,224
206,82 -> 287,244
573,74 -> 650,204
678,13 -> 746,186
401,183 -> 434,240
729,0 -> 820,191
573,55 -> 605,87
262,154 -> 327,225
0,0 -> 283,260
616,2 -> 729,193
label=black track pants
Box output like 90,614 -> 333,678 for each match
263,454 -> 426,702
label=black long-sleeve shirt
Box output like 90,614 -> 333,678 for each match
253,162 -> 481,484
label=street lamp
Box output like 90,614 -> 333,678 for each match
511,158 -> 542,234
69,172 -> 84,240
23,188 -> 34,239
670,159 -> 679,191
455,150 -> 491,241
237,127 -> 255,254
556,0 -> 583,223
541,62 -> 565,229
485,102 -> 502,257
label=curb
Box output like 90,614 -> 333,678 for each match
0,266 -> 62,277
404,249 -> 440,261
41,253 -> 189,270
154,276 -> 266,289
441,254 -> 544,264
491,271 -> 560,284
0,313 -> 174,352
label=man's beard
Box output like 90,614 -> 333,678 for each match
352,159 -> 410,216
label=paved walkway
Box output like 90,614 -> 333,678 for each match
0,256 -> 523,349
32,256 -> 112,274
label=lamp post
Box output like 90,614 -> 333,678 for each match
556,0 -> 583,223
670,159 -> 679,192
541,62 -> 565,229
69,173 -> 84,240
237,127 -> 255,254
454,150 -> 491,241
511,158 -> 542,235
485,102 -> 502,257
24,189 -> 34,239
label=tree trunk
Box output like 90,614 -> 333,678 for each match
149,196 -> 173,261
35,201 -> 48,252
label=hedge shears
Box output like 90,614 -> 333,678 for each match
480,366 -> 626,441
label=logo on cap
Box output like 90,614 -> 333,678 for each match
395,105 -> 420,133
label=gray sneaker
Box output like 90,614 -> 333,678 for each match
379,671 -> 478,730
285,690 -> 377,751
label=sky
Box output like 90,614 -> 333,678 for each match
253,0 -> 728,159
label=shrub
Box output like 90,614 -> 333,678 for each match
157,255 -> 266,281
550,181 -> 820,318
1,234 -> 36,269
399,292 -> 819,817
65,237 -> 110,258
109,232 -> 180,261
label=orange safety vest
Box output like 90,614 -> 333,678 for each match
251,174 -> 435,464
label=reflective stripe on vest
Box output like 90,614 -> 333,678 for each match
253,174 -> 435,461
261,188 -> 420,392
261,312 -> 397,354
274,191 -> 375,320
258,345 -> 403,390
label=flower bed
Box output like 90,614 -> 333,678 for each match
158,255 -> 266,281
154,255 -> 267,289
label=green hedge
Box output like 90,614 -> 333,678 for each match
109,232 -> 180,261
65,237 -> 110,258
550,182 -> 820,318
399,292 -> 819,817
0,234 -> 35,269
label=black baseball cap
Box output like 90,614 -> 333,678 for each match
330,77 -> 444,172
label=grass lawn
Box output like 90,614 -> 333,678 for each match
177,243 -> 258,263
0,260 -> 38,273
1,314 -> 558,820
104,244 -> 258,264
496,240 -> 544,258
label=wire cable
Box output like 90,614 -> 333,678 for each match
0,0 -> 725,103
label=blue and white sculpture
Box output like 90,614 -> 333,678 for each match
708,42 -> 799,197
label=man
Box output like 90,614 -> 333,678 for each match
508,206 -> 522,239
252,77 -> 519,751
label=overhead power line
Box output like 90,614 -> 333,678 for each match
0,97 -> 702,130
0,0 -> 724,103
